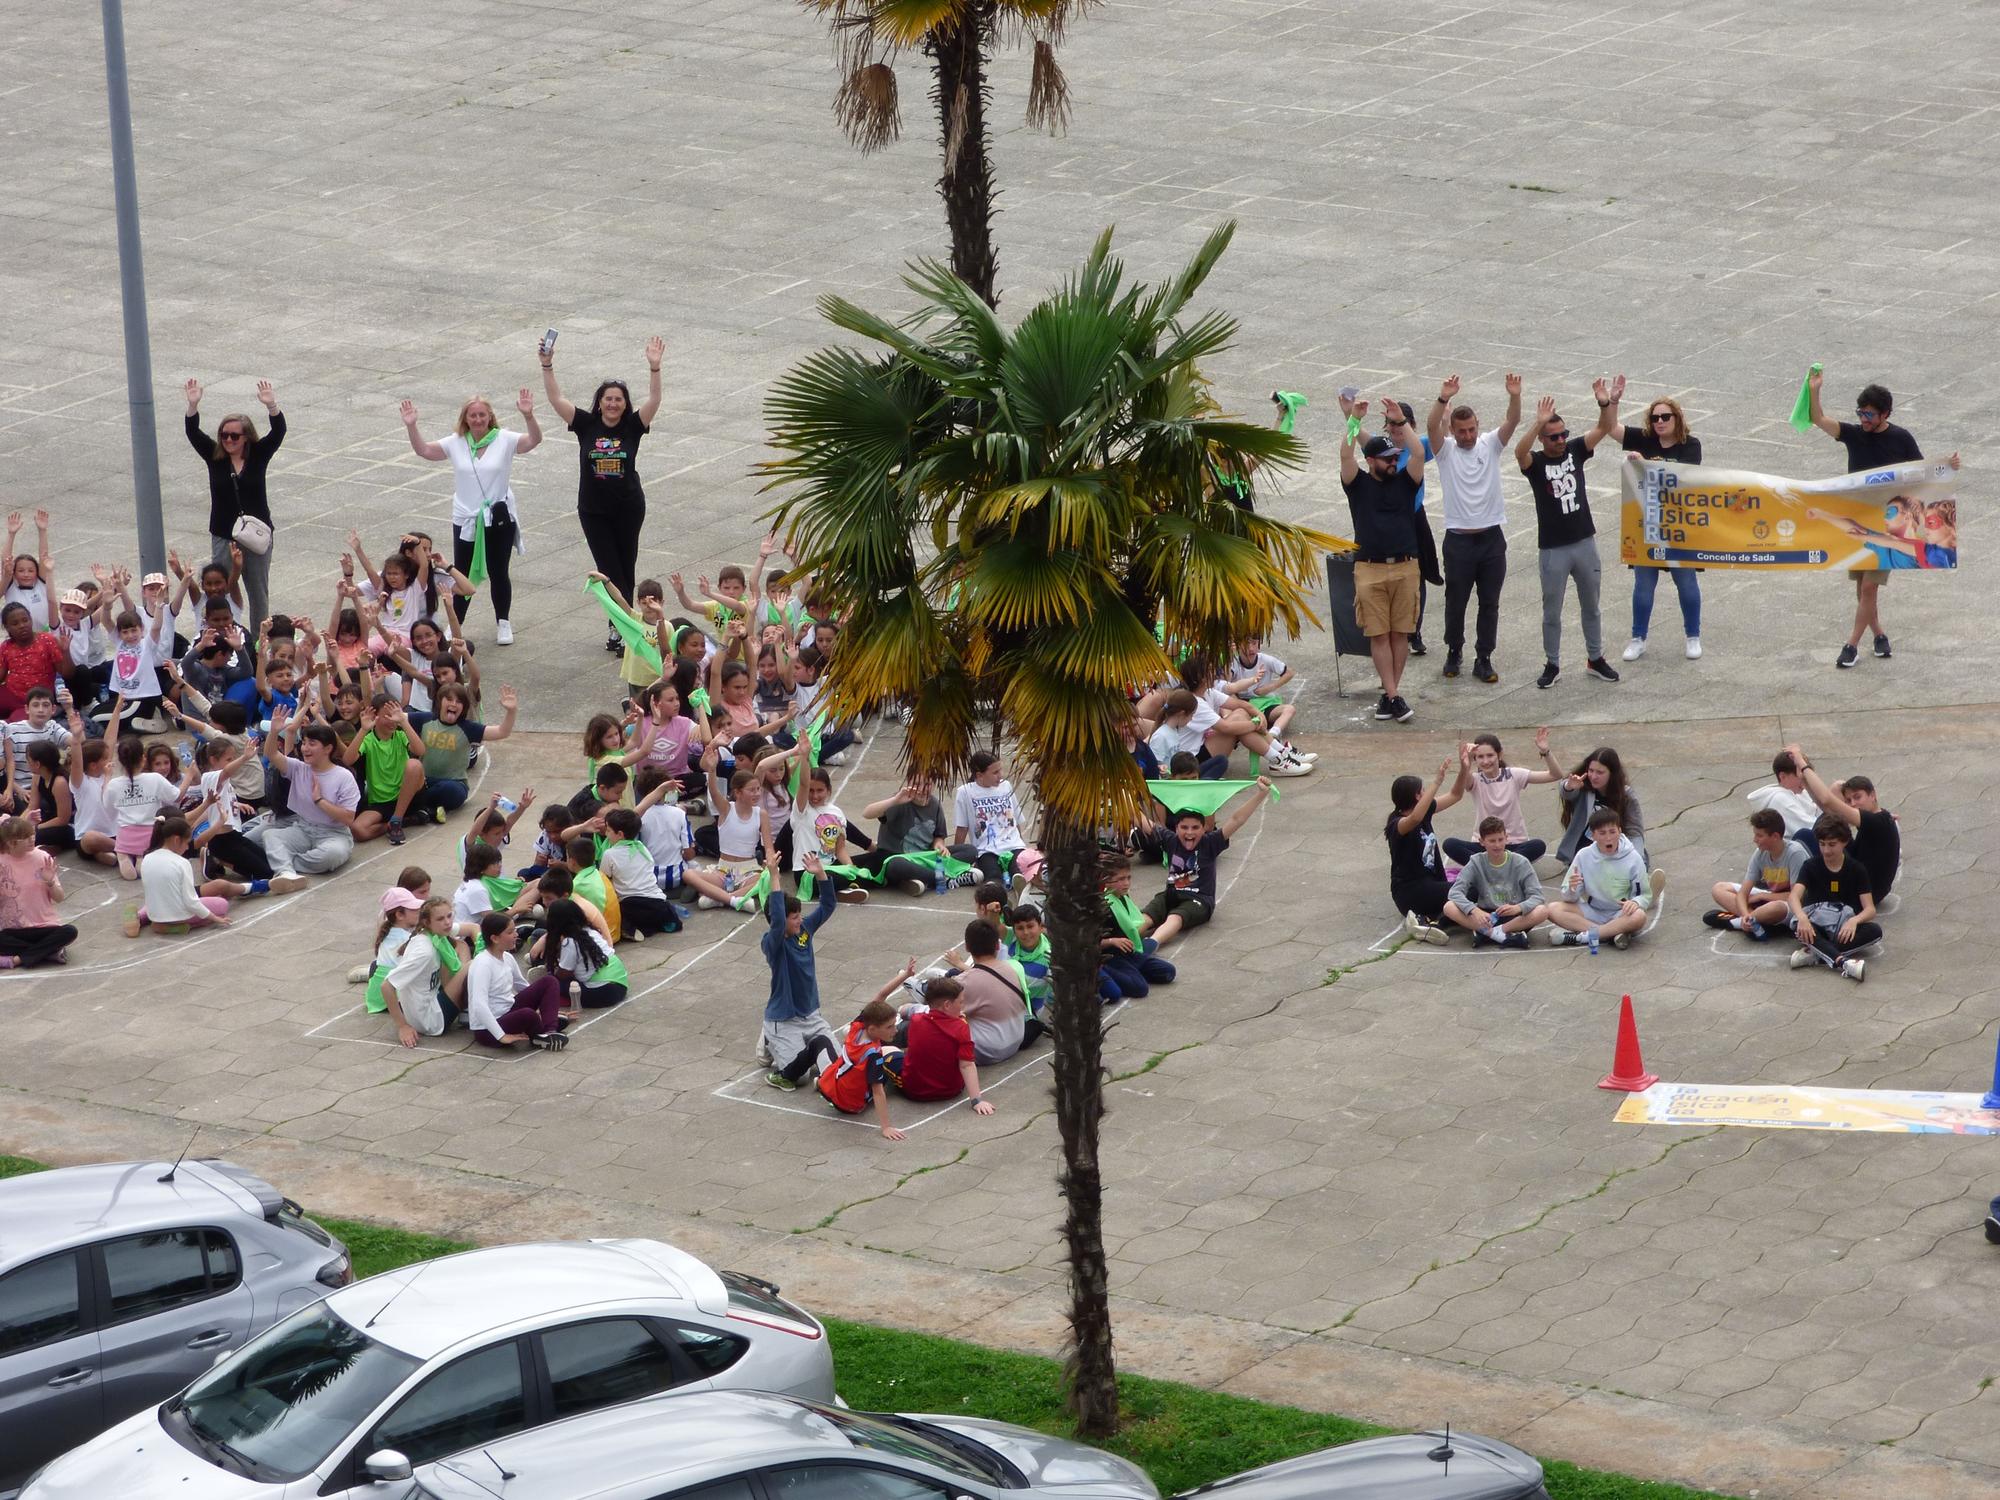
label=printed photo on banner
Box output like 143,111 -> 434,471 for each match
1618,457 -> 1960,572
1616,1082 -> 2000,1135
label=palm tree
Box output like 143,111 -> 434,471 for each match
802,0 -> 1089,307
761,221 -> 1338,1433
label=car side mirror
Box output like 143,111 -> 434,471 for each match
362,1448 -> 413,1483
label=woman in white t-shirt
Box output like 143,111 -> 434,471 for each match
401,391 -> 542,646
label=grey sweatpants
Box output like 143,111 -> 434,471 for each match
1539,538 -> 1602,665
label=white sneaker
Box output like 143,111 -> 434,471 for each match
1841,958 -> 1866,983
1268,753 -> 1312,778
1402,910 -> 1448,946
495,619 -> 514,645
1545,928 -> 1574,947
1278,741 -> 1319,763
1621,639 -> 1647,662
1789,947 -> 1816,970
344,961 -> 372,984
1684,637 -> 1702,660
820,751 -> 846,766
697,894 -> 725,910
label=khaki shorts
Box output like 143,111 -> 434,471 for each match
1353,559 -> 1419,636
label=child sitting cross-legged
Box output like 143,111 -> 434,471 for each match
1141,776 -> 1274,948
599,806 -> 681,939
1704,808 -> 1804,941
885,975 -> 998,1115
1545,807 -> 1662,950
1004,904 -> 1052,1029
816,967 -> 919,1142
1098,852 -> 1176,997
530,897 -> 629,1009
1442,817 -> 1549,949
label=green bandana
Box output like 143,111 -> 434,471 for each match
585,579 -> 664,674
1105,891 -> 1143,947
464,428 -> 502,587
1273,390 -> 1308,436
481,875 -> 525,910
1787,363 -> 1823,434
428,931 -> 463,975
1145,779 -> 1276,819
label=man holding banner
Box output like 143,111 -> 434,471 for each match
1805,368 -> 1926,668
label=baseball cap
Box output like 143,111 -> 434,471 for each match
1361,435 -> 1395,459
59,589 -> 90,610
142,572 -> 169,589
380,887 -> 423,914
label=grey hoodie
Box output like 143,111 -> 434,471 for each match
1449,850 -> 1545,911
1561,832 -> 1653,910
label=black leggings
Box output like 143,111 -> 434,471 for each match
780,1033 -> 837,1084
204,829 -> 274,882
453,512 -> 518,624
618,893 -> 680,938
1808,918 -> 1882,960
0,924 -> 77,968
577,503 -> 645,608
1392,876 -> 1451,921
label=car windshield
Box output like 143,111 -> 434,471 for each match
809,1404 -> 1013,1487
166,1302 -> 421,1481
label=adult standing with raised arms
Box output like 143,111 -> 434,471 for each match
540,334 -> 663,654
185,377 -> 284,635
401,391 -> 542,645
1425,372 -> 1522,685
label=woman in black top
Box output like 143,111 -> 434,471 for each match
1618,394 -> 1703,663
184,377 -> 284,633
540,336 -> 663,653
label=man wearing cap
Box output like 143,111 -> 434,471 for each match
1339,403 -> 1424,722
1425,373 -> 1523,683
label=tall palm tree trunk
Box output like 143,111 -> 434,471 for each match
1040,810 -> 1118,1435
926,4 -> 999,307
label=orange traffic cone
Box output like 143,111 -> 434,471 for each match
1598,993 -> 1658,1092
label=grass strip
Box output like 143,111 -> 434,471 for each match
0,1154 -> 1737,1498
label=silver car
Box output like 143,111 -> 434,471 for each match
21,1238 -> 834,1500
0,1158 -> 350,1496
412,1388 -> 1160,1499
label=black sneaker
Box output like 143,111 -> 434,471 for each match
1873,633 -> 1891,659
1835,642 -> 1859,669
1473,657 -> 1498,684
1442,650 -> 1462,679
1586,657 -> 1620,683
1374,694 -> 1394,720
1408,634 -> 1428,657
1986,1196 -> 2000,1245
1536,662 -> 1561,689
1392,696 -> 1416,723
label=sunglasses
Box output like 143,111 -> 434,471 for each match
1546,429 -> 1569,442
1649,412 -> 1674,424
1855,408 -> 1881,421
219,430 -> 246,441
1385,418 -> 1408,428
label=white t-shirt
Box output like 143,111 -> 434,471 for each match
789,800 -> 847,871
465,949 -> 528,1041
1746,783 -> 1823,836
1231,651 -> 1287,696
107,633 -> 166,699
1431,429 -> 1507,531
3,580 -> 49,630
65,619 -> 112,669
383,937 -> 447,1035
640,804 -> 691,876
1148,722 -> 1205,763
600,840 -> 664,900
452,879 -> 493,928
73,774 -> 115,838
193,769 -> 240,836
7,719 -> 70,793
362,581 -> 428,643
441,430 -> 525,536
107,771 -> 182,829
953,780 -> 1026,854
138,848 -> 208,924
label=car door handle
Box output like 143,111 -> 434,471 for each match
186,1330 -> 233,1349
46,1367 -> 94,1387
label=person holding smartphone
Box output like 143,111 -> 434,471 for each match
539,332 -> 664,654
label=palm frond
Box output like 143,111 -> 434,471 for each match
958,537 -> 1097,631
835,62 -> 902,150
1025,40 -> 1071,134
869,0 -> 966,47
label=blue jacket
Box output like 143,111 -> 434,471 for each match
761,880 -> 837,1023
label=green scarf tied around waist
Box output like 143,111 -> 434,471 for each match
465,426 -> 501,586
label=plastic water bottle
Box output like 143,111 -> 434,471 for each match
1586,928 -> 1600,957
176,741 -> 195,767
495,797 -> 519,816
933,860 -> 948,897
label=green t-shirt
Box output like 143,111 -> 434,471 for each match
356,729 -> 413,805
415,716 -> 473,782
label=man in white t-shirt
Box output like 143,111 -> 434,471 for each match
1425,372 -> 1522,685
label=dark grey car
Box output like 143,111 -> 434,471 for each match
0,1158 -> 349,1496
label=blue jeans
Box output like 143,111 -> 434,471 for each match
411,776 -> 469,822
1101,939 -> 1176,998
1630,566 -> 1701,640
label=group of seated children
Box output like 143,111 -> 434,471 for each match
1702,744 -> 1898,982
1385,728 -> 1663,951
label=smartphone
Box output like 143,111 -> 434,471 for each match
541,328 -> 558,355
1339,385 -> 1360,402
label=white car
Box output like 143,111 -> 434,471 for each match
21,1239 -> 832,1500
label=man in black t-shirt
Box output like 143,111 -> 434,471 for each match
1805,369 -> 1929,669
1339,408 -> 1424,722
1787,816 -> 1880,981
1515,389 -> 1623,691
1783,744 -> 1901,901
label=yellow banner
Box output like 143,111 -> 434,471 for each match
1616,1082 -> 2000,1134
1618,457 -> 1959,572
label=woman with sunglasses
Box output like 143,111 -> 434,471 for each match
540,335 -> 664,655
184,377 -> 284,634
1617,395 -> 1703,662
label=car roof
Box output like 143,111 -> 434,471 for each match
326,1238 -> 729,1360
425,1391 -> 843,1499
0,1159 -> 258,1268
1176,1431 -> 1541,1500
